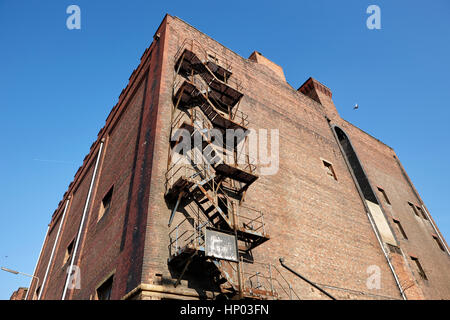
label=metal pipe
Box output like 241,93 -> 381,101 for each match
176,226 -> 179,251
365,211 -> 407,300
26,224 -> 49,300
329,124 -> 407,300
279,258 -> 337,300
38,198 -> 70,300
268,264 -> 274,296
393,154 -> 449,255
62,141 -> 104,300
174,252 -> 196,288
421,205 -> 450,255
168,191 -> 184,227
2,267 -> 40,300
234,207 -> 243,299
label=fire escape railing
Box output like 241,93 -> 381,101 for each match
165,38 -> 298,300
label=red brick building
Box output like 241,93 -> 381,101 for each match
27,14 -> 450,300
10,287 -> 28,300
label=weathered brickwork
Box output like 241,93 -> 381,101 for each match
27,14 -> 449,300
10,287 -> 28,300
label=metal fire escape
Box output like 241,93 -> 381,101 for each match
165,39 -> 297,300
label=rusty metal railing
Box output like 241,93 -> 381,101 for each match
240,257 -> 300,300
172,38 -> 245,122
173,38 -> 234,83
165,157 -> 266,239
169,109 -> 256,175
168,201 -> 213,258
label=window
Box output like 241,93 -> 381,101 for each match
411,256 -> 427,280
97,275 -> 114,300
334,127 -> 378,203
408,202 -> 420,217
63,239 -> 74,265
415,206 -> 428,220
98,186 -> 114,221
322,160 -> 337,181
387,244 -> 401,254
393,219 -> 408,240
432,234 -> 445,252
35,286 -> 41,299
408,202 -> 428,220
377,187 -> 391,205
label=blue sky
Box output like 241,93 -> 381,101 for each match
0,1 -> 449,299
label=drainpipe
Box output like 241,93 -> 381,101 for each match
393,155 -> 450,256
26,225 -> 49,300
62,140 -> 104,300
38,198 -> 71,300
421,205 -> 450,255
328,122 -> 407,300
365,211 -> 407,300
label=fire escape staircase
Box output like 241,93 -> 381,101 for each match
166,42 -> 295,300
171,120 -> 258,193
174,80 -> 247,133
174,48 -> 242,111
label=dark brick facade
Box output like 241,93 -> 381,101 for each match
27,14 -> 450,300
10,287 -> 28,300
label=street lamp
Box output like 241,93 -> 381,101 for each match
1,266 -> 40,300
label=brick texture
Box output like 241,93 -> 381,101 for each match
27,14 -> 450,300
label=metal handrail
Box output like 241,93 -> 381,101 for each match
269,264 -> 301,300
165,159 -> 266,238
169,39 -> 286,300
174,38 -> 234,83
190,77 -> 247,127
168,204 -> 213,257
190,107 -> 255,169
239,257 -> 300,300
209,181 -> 265,236
169,110 -> 256,174
173,40 -> 245,121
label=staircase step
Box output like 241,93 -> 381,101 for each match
210,212 -> 221,221
204,206 -> 215,215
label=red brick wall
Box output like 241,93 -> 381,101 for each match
136,16 -> 396,299
138,15 -> 449,299
30,14 -> 450,300
10,287 -> 28,300
29,18 -> 168,300
336,119 -> 450,299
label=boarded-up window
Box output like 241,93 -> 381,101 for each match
393,219 -> 408,240
377,187 -> 391,205
365,200 -> 397,246
411,256 -> 427,280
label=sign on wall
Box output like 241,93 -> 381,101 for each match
205,229 -> 238,262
